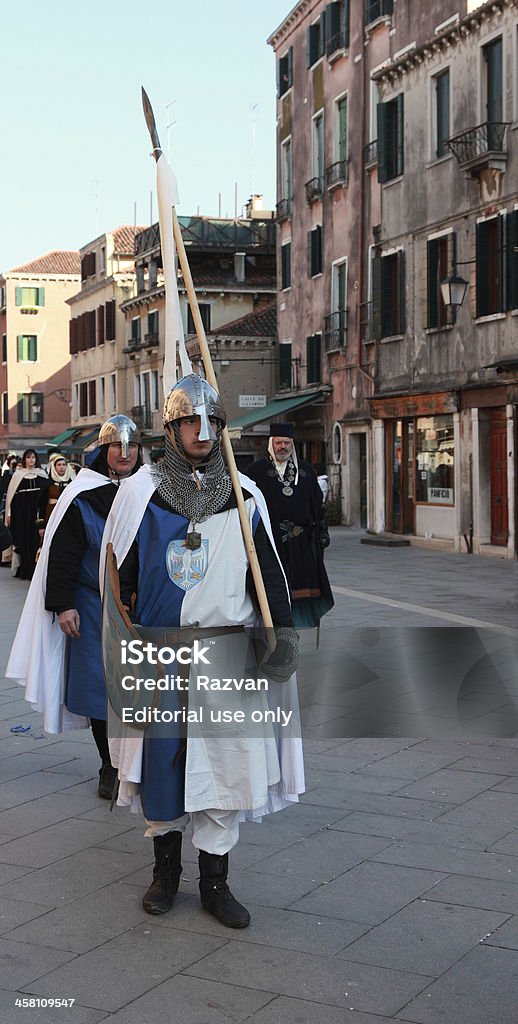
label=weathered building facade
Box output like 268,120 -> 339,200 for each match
268,0 -> 467,526
371,0 -> 518,556
0,252 -> 80,454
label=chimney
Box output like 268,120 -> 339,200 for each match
234,252 -> 246,282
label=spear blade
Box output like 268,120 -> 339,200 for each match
141,86 -> 162,161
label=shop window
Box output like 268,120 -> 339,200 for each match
415,414 -> 454,504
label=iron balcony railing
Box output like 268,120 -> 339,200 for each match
325,159 -> 349,189
363,140 -> 378,168
143,331 -> 159,348
327,28 -> 347,57
365,0 -> 393,26
276,197 -> 292,222
305,176 -> 324,203
446,121 -> 510,166
324,308 -> 348,351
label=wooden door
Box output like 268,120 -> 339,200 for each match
489,407 -> 508,545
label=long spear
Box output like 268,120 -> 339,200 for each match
141,87 -> 275,640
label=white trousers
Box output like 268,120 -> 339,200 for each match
144,808 -> 240,855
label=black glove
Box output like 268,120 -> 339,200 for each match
319,526 -> 330,549
263,626 -> 299,683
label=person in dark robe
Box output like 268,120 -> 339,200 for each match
5,449 -> 47,579
246,423 -> 334,629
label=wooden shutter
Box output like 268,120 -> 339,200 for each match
15,287 -> 22,306
397,250 -> 406,334
377,103 -> 388,183
105,299 -> 116,340
476,221 -> 490,317
506,210 -> 518,311
97,304 -> 105,345
37,287 -> 45,306
396,94 -> 404,176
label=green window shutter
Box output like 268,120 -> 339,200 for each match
372,254 -> 382,340
397,250 -> 406,333
37,287 -> 45,306
396,94 -> 404,176
17,394 -> 24,423
377,103 -> 388,183
16,336 -> 22,361
476,222 -> 490,317
29,335 -> 37,361
427,240 -> 438,328
506,210 -> 518,310
15,287 -> 22,306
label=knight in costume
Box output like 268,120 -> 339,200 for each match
246,424 -> 334,629
101,374 -> 304,929
6,416 -> 142,800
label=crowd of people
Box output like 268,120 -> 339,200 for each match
5,376 -> 333,930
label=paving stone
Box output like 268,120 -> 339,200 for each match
327,793 -> 455,822
331,810 -> 512,849
424,874 -> 518,914
0,847 -> 152,906
103,973 -> 273,1024
0,751 -> 79,783
393,769 -> 505,803
337,898 -> 507,975
24,924 -> 228,1012
351,750 -> 461,780
5,882 -> 157,953
0,936 -> 75,989
0,989 -> 107,1024
487,830 -> 518,856
371,839 -> 518,882
247,828 -> 392,882
153,898 -> 369,954
0,818 -> 135,869
290,862 -> 446,924
437,789 -> 518,828
0,897 -> 49,935
491,776 -> 518,793
396,945 -> 518,1023
243,997 -> 398,1024
0,771 -> 87,811
450,753 -> 518,776
0,792 -> 102,839
182,939 -> 430,1016
304,768 -> 415,796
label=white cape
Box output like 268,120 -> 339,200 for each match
100,466 -> 305,819
6,469 -> 113,733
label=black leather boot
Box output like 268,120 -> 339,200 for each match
98,763 -> 118,800
142,831 -> 183,915
198,850 -> 250,928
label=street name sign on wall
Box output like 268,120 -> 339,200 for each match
239,395 -> 267,408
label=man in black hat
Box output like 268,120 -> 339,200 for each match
246,424 -> 333,629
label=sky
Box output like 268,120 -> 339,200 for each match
0,0 -> 291,273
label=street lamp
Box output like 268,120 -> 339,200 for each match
440,267 -> 469,321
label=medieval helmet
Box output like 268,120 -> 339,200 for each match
162,373 -> 226,442
97,415 -> 141,458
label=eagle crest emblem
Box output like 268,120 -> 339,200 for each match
166,538 -> 209,590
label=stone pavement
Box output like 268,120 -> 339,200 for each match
0,529 -> 517,1023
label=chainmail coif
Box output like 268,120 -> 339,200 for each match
151,423 -> 232,522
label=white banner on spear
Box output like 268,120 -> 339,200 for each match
156,153 -> 192,394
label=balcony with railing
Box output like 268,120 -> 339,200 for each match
276,197 -> 292,222
365,0 -> 393,26
446,121 -> 510,176
143,331 -> 159,348
363,140 -> 378,168
305,177 -> 324,204
326,160 -> 349,190
324,309 -> 348,351
360,301 -> 375,343
131,404 -> 153,430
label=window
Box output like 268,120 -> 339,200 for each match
0,286 -> 6,309
2,334 -> 6,363
365,0 -> 393,26
81,252 -> 96,280
433,70 -> 450,158
73,384 -> 79,419
79,382 -> 87,417
281,137 -> 292,205
105,299 -> 116,341
334,95 -> 348,164
17,334 -> 37,362
97,304 -> 105,345
306,334 -> 322,384
187,303 -> 211,334
307,14 -> 326,66
327,1 -> 350,56
88,380 -> 96,416
100,246 -> 106,273
111,373 -> 116,411
279,342 -> 292,389
476,215 -> 505,317
2,392 -> 8,424
427,234 -> 454,328
281,241 -> 292,290
377,94 -> 404,182
131,317 -> 141,344
327,259 -> 347,348
312,112 -> 324,188
17,392 -> 43,424
152,370 -> 160,411
415,415 -> 454,504
372,250 -> 406,338
147,309 -> 159,338
483,36 -> 503,137
278,47 -> 293,97
99,377 -> 105,416
15,286 -> 45,307
308,225 -> 323,277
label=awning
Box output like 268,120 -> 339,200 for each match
45,427 -> 81,448
228,391 -> 324,439
72,426 -> 101,450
